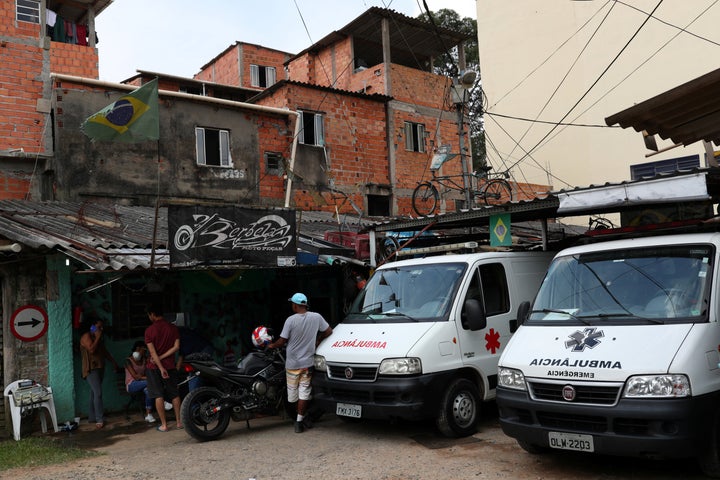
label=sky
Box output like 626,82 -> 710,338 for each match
95,0 -> 478,83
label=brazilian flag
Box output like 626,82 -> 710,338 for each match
81,78 -> 159,142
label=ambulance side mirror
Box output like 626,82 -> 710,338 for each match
462,298 -> 487,331
512,301 -> 531,333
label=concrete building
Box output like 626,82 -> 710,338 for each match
475,0 -> 719,196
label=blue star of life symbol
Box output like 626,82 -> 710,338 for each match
565,328 -> 604,352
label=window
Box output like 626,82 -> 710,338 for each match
367,194 -> 390,216
404,122 -> 426,152
462,263 -> 509,329
250,65 -> 277,88
17,0 -> 40,23
196,127 -> 232,167
299,111 -> 324,146
265,152 -> 284,175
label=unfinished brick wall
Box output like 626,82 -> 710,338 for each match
390,64 -> 451,109
1,3 -> 98,159
195,43 -> 291,89
49,41 -> 98,78
254,83 -> 389,214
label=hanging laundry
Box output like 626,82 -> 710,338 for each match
76,24 -> 88,46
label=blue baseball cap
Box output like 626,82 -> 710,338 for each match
289,293 -> 308,305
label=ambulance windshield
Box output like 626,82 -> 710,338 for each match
530,244 -> 713,324
347,263 -> 466,323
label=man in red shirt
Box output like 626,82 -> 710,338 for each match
144,303 -> 182,432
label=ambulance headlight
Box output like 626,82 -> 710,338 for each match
313,355 -> 327,372
379,357 -> 422,375
624,374 -> 690,398
498,367 -> 527,390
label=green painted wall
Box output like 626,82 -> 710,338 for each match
46,255 -> 75,423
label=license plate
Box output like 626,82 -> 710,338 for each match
548,432 -> 594,452
336,402 -> 362,418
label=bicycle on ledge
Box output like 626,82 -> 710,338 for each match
411,165 -> 513,216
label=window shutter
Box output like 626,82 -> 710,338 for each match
298,111 -> 306,145
250,64 -> 259,87
195,127 -> 206,165
266,67 -> 276,86
418,124 -> 426,153
314,114 -> 324,146
219,130 -> 230,166
404,122 -> 413,151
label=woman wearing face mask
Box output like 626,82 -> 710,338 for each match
125,341 -> 156,423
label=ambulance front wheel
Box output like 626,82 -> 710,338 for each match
436,378 -> 480,438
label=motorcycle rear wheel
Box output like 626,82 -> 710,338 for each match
181,386 -> 232,442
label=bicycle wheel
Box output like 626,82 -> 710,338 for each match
412,182 -> 439,216
482,179 -> 513,206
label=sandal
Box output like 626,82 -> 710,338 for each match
156,425 -> 169,432
95,422 -> 104,429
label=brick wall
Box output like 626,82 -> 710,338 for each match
254,84 -> 389,214
49,41 -> 98,78
0,2 -> 98,159
391,64 -> 451,109
195,43 -> 291,89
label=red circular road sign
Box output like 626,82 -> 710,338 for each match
10,305 -> 48,342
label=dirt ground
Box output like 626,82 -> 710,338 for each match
2,405 -> 712,480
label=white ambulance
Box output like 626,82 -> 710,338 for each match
496,233 -> 720,477
313,251 -> 553,437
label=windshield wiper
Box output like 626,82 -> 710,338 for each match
531,308 -> 589,325
382,311 -> 417,321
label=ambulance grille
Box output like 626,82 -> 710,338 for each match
528,381 -> 621,405
327,364 -> 378,382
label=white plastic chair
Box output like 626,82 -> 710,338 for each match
3,379 -> 59,441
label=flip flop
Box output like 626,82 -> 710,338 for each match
95,423 -> 104,429
176,425 -> 184,430
156,425 -> 169,432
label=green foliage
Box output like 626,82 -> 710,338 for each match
0,437 -> 98,471
417,8 -> 486,169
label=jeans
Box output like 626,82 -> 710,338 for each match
127,379 -> 153,410
86,368 -> 104,423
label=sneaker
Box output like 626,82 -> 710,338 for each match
145,414 -> 156,423
302,417 -> 314,429
294,420 -> 304,433
164,401 -> 173,411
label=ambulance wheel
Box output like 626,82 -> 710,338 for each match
517,439 -> 549,455
436,378 -> 480,437
698,408 -> 720,477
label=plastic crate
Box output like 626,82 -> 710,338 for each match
323,232 -> 370,260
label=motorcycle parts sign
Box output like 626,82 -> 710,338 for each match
169,206 -> 296,267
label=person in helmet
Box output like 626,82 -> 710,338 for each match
267,292 -> 333,433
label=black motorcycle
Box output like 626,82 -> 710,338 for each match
179,348 -> 293,441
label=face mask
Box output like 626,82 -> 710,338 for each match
132,351 -> 142,361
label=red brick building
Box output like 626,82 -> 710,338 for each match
196,8 -> 496,217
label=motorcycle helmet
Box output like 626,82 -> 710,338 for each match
251,326 -> 272,347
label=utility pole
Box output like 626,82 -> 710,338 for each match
452,70 -> 477,209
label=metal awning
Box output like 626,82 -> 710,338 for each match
605,67 -> 720,147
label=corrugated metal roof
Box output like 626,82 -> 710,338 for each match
287,7 -> 472,67
0,200 -> 167,271
605,67 -> 720,146
0,201 -> 375,271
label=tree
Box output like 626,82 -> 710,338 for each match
417,8 -> 486,169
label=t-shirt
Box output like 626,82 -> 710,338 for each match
280,311 -> 330,369
144,318 -> 179,370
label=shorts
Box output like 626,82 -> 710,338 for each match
286,368 -> 312,402
146,368 -> 180,400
